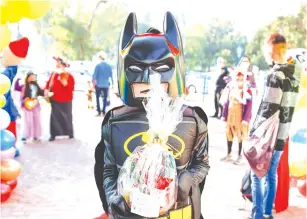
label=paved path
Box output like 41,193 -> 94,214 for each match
1,92 -> 306,219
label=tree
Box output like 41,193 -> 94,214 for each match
34,0 -> 93,60
184,19 -> 248,71
246,3 -> 307,69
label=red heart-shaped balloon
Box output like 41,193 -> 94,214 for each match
1,183 -> 12,202
1,179 -> 17,190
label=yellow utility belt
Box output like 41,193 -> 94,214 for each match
157,204 -> 192,219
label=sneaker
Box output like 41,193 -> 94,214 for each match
49,136 -> 55,142
33,137 -> 41,143
220,154 -> 232,162
233,155 -> 243,165
95,113 -> 101,117
21,137 -> 27,142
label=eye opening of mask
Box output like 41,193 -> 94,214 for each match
152,64 -> 171,73
126,64 -> 146,73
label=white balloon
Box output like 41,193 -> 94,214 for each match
0,147 -> 16,160
0,109 -> 11,130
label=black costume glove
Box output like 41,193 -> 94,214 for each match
110,195 -> 131,216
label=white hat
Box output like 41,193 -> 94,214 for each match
98,51 -> 107,59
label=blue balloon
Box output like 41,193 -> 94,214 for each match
0,130 -> 16,151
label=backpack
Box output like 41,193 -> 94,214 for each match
243,110 -> 280,179
240,169 -> 253,202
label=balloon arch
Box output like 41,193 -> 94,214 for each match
1,0 -> 51,203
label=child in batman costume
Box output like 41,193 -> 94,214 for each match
94,12 -> 210,219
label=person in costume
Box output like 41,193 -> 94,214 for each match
45,57 -> 75,141
221,71 -> 252,164
94,12 -> 210,219
1,37 -> 30,154
274,48 -> 307,213
249,33 -> 302,219
21,71 -> 44,143
87,80 -> 95,110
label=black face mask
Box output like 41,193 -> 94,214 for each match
117,12 -> 186,107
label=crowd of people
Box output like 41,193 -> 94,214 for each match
209,33 -> 303,219
13,57 -> 75,143
2,15 -> 303,219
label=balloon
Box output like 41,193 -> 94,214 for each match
0,24 -> 11,51
0,130 -> 15,151
2,0 -> 29,23
297,179 -> 306,197
25,0 -> 50,20
1,179 -> 17,190
0,159 -> 22,181
0,146 -> 15,160
290,161 -> 307,178
0,4 -> 9,25
0,74 -> 11,95
0,183 -> 11,202
0,109 -> 11,130
0,95 -> 6,108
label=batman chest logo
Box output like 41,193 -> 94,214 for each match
110,120 -> 196,168
124,131 -> 185,159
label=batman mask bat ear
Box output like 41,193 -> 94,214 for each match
120,12 -> 138,50
163,11 -> 181,50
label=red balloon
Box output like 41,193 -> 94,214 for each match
1,179 -> 17,190
298,180 -> 306,197
0,183 -> 12,202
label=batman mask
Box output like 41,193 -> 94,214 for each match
117,11 -> 186,107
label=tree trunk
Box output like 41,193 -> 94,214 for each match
88,0 -> 107,30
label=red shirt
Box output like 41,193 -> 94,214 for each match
46,72 -> 75,102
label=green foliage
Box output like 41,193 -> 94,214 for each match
184,19 -> 248,71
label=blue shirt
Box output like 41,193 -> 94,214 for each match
2,66 -> 20,121
92,61 -> 113,88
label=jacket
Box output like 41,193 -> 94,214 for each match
250,63 -> 302,151
94,105 -> 209,219
222,88 -> 253,123
45,72 -> 75,102
2,66 -> 20,121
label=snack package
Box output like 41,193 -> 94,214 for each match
117,73 -> 185,218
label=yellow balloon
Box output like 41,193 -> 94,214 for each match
300,73 -> 307,89
296,93 -> 307,109
0,74 -> 11,95
290,160 -> 307,178
4,0 -> 29,23
0,24 -> 11,51
25,0 -> 50,20
0,4 -> 9,25
0,95 -> 6,108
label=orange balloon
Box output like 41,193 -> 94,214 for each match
0,159 -> 22,181
24,97 -> 38,111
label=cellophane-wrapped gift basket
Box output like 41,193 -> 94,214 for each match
117,73 -> 185,218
